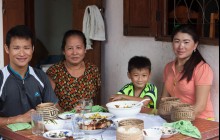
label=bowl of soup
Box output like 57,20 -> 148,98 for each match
106,101 -> 142,118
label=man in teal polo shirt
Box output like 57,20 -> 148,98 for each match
0,25 -> 59,127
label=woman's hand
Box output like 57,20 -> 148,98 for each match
74,105 -> 82,113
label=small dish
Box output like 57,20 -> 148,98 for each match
44,119 -> 65,131
58,113 -> 74,120
84,112 -> 114,120
43,129 -> 72,140
149,126 -> 178,138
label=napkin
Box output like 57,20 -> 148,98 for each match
163,120 -> 201,139
62,105 -> 108,114
91,105 -> 108,112
7,123 -> 32,132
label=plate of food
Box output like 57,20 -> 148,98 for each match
149,126 -> 178,138
78,118 -> 113,135
58,113 -> 74,120
43,129 -> 72,140
84,112 -> 114,120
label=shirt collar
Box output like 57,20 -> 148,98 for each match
8,65 -> 30,80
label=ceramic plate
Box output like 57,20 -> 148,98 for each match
58,113 -> 74,120
84,112 -> 114,120
81,128 -> 106,135
43,129 -> 72,140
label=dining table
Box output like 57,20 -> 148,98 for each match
0,108 -> 219,140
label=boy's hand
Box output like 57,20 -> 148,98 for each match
109,94 -> 123,101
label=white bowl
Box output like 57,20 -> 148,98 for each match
44,119 -> 65,131
106,101 -> 142,118
142,128 -> 162,140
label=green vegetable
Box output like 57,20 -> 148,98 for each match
45,119 -> 57,124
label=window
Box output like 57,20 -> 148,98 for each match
156,0 -> 219,45
123,0 -> 157,36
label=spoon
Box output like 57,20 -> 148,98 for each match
143,130 -> 148,136
132,98 -> 150,108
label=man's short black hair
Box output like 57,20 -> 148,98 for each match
128,56 -> 151,73
6,25 -> 34,47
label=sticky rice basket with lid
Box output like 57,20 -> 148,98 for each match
117,125 -> 143,140
36,102 -> 59,121
158,97 -> 181,120
106,101 -> 142,118
171,103 -> 195,122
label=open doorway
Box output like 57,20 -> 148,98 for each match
33,0 -> 72,69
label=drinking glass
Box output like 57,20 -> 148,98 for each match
71,114 -> 85,139
31,111 -> 44,135
79,98 -> 93,113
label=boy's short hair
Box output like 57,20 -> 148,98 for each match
128,56 -> 151,73
6,25 -> 34,47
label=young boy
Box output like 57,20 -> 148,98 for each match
110,56 -> 157,109
0,25 -> 59,126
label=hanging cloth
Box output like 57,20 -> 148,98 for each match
83,5 -> 106,50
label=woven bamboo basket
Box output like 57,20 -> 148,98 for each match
158,97 -> 181,116
118,119 -> 144,130
171,103 -> 195,122
116,125 -> 143,140
36,102 -> 59,121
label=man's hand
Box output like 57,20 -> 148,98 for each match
16,109 -> 35,123
0,109 -> 35,126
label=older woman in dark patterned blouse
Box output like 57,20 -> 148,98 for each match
46,30 -> 101,112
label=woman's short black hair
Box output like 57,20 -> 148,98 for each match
61,30 -> 86,51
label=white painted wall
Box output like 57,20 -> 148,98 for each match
101,0 -> 219,121
35,0 -> 72,55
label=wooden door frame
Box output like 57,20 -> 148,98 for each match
2,0 -> 34,66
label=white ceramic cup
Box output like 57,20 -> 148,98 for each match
142,128 -> 162,140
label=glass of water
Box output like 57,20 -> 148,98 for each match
79,98 -> 93,113
31,111 -> 44,135
71,113 -> 85,139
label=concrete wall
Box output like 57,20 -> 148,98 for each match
101,0 -> 219,121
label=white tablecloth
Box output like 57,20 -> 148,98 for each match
63,113 -> 166,140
